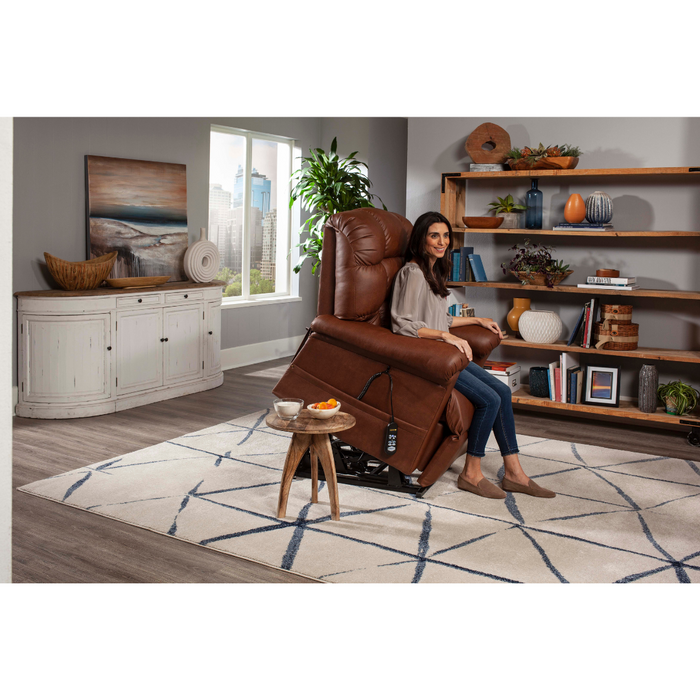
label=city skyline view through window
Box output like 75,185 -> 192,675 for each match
208,126 -> 293,300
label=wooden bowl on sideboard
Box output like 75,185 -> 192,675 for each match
44,251 -> 118,290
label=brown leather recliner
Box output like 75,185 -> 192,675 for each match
272,208 -> 500,494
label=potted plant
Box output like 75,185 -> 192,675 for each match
501,238 -> 572,288
289,137 -> 385,274
657,380 -> 699,415
488,194 -> 527,229
505,143 -> 583,170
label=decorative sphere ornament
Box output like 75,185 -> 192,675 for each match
585,191 -> 613,224
518,310 -> 563,344
183,228 -> 221,283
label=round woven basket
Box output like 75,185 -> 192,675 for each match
44,251 -> 118,290
600,303 -> 633,325
593,321 -> 639,350
512,270 -> 573,287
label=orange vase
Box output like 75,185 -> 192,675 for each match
507,298 -> 531,336
564,193 -> 586,223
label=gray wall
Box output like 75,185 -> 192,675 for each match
407,117 -> 700,397
12,117 -> 408,379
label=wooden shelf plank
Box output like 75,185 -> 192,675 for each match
451,228 -> 700,237
511,387 -> 700,425
499,338 -> 700,364
444,167 -> 700,180
446,281 -> 700,300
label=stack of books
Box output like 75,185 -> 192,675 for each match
449,249 -> 488,282
576,274 -> 639,291
566,297 -> 600,348
552,222 -> 614,232
545,351 -> 583,403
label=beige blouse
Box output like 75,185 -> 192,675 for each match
391,262 -> 453,337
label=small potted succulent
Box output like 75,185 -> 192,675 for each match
488,194 -> 528,229
657,380 -> 699,415
506,143 -> 583,170
501,239 -> 572,288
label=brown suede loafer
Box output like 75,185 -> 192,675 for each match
457,475 -> 507,499
501,477 -> 556,498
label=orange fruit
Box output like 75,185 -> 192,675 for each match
328,399 -> 338,407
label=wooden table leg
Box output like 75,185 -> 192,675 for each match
313,433 -> 340,521
277,432 -> 313,519
309,444 -> 318,503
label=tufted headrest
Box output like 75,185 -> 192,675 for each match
318,209 -> 412,327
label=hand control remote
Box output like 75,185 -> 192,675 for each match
384,421 -> 398,455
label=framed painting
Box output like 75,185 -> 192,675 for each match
582,365 -> 621,407
85,155 -> 188,281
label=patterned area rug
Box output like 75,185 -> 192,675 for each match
19,409 -> 700,583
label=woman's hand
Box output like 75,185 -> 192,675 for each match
441,332 -> 473,361
479,317 -> 504,339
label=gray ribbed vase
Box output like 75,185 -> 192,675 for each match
638,364 -> 659,413
585,191 -> 613,224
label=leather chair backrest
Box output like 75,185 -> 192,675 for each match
317,209 -> 412,327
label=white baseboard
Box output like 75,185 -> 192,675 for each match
221,334 -> 305,371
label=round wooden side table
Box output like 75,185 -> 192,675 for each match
266,409 -> 356,521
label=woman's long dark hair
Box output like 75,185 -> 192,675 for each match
405,211 -> 452,298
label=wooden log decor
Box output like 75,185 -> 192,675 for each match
465,122 -> 512,164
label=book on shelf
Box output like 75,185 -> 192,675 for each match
554,367 -> 562,403
567,305 -> 587,346
467,254 -> 488,282
459,246 -> 474,282
577,283 -> 639,290
569,367 -> 582,404
450,250 -> 461,282
548,360 -> 559,401
553,222 -> 614,230
575,369 -> 583,404
587,276 -> 636,285
560,351 -> 580,404
583,297 -> 599,348
483,361 -> 520,376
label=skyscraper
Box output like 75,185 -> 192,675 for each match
233,166 -> 272,216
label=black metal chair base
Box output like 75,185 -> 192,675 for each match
294,437 -> 430,498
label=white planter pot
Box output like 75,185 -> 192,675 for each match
518,310 -> 563,344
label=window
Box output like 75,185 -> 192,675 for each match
208,125 -> 297,303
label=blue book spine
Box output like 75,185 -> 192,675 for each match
450,251 -> 459,281
467,254 -> 488,282
459,246 -> 474,281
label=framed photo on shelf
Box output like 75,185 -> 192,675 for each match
582,365 -> 621,407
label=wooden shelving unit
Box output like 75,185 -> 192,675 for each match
441,166 -> 700,436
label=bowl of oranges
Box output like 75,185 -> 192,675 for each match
307,398 -> 341,419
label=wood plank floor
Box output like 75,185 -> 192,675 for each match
13,357 -> 700,583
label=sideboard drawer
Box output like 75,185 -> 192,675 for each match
165,291 -> 204,303
117,294 -> 161,308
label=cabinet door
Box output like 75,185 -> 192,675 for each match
206,301 -> 222,376
22,314 -> 111,403
163,304 -> 204,385
116,308 -> 163,395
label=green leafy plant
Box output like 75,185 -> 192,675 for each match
657,380 -> 699,415
488,194 -> 527,214
501,238 -> 570,288
506,142 -> 583,165
289,137 -> 386,275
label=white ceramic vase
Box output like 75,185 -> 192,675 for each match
518,310 -> 563,344
183,228 -> 221,283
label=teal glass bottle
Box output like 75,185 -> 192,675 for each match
525,178 -> 543,229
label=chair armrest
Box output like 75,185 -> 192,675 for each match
310,315 -> 468,385
449,324 -> 502,365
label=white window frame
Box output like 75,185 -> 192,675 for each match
208,124 -> 301,308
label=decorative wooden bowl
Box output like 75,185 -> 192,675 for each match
462,216 -> 504,229
105,276 -> 171,289
44,251 -> 118,291
507,157 -> 579,171
511,270 -> 574,287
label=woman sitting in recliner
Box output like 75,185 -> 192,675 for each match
391,211 -> 555,500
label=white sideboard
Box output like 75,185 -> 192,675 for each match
15,281 -> 224,419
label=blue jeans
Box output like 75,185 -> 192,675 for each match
454,362 -> 520,458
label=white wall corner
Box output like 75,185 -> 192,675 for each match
221,335 -> 304,371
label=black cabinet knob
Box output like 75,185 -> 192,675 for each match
107,346 -> 112,351
160,338 -> 164,342
208,331 -> 213,335
138,298 -> 142,303
165,338 -> 169,342
184,294 -> 188,299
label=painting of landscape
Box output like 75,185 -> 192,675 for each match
86,156 -> 189,281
